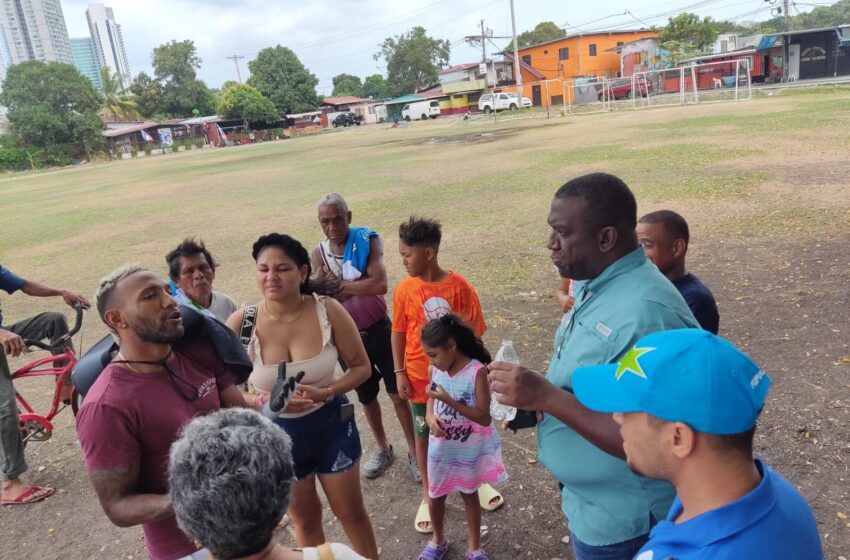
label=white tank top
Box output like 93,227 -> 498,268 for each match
246,294 -> 339,418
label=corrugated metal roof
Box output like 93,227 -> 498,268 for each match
682,48 -> 757,64
321,96 -> 369,106
517,29 -> 658,52
440,63 -> 479,74
383,94 -> 424,105
102,121 -> 160,138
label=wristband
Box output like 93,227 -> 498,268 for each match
325,387 -> 333,402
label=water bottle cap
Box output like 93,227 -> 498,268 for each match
502,339 -> 513,346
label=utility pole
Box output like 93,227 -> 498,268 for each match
510,0 -> 522,99
480,19 -> 488,90
226,54 -> 245,83
783,0 -> 790,30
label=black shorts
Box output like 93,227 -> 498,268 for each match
345,315 -> 397,404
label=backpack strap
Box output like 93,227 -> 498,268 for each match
239,304 -> 258,352
317,543 -> 335,560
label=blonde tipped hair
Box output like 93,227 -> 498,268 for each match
95,264 -> 147,324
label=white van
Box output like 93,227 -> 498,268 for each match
401,99 -> 441,121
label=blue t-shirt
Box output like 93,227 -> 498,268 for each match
634,459 -> 823,560
672,273 -> 719,335
0,265 -> 26,326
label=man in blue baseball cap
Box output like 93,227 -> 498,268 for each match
573,328 -> 823,559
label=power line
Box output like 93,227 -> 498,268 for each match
225,54 -> 245,83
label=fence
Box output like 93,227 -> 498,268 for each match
567,58 -> 753,113
476,58 -> 752,122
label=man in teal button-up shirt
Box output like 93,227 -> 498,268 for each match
489,173 -> 698,560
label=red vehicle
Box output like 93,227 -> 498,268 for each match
12,305 -> 85,445
598,77 -> 654,101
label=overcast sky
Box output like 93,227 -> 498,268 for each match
61,0 -> 812,94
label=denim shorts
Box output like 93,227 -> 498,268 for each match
274,395 -> 362,480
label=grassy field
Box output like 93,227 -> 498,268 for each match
1,86 -> 849,559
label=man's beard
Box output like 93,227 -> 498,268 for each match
132,312 -> 184,344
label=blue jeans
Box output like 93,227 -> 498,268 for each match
570,531 -> 650,560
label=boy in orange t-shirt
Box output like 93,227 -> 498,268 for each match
391,216 -> 491,534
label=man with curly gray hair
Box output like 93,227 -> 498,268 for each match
169,408 -> 367,560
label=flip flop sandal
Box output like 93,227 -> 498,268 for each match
1,485 -> 54,505
477,483 -> 504,512
466,549 -> 490,560
415,500 -> 433,534
418,539 -> 449,560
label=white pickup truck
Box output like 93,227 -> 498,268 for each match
478,92 -> 533,113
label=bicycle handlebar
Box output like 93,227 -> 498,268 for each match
23,304 -> 85,352
68,303 -> 85,337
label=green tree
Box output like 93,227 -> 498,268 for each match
362,74 -> 389,99
100,66 -> 141,122
331,73 -> 363,97
216,83 -> 279,124
660,13 -> 718,52
247,46 -> 319,115
151,40 -> 215,117
375,27 -> 450,96
129,71 -> 163,117
659,40 -> 703,67
508,21 -> 565,50
0,61 -> 104,159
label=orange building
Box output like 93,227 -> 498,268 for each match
494,29 -> 659,108
516,29 -> 660,81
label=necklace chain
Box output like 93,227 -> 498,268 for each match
263,296 -> 305,324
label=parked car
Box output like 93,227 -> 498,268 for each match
598,77 -> 654,101
332,112 -> 363,127
401,99 -> 441,121
478,92 -> 533,113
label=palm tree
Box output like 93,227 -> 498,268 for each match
100,67 -> 141,122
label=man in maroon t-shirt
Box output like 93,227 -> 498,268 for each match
76,265 -> 246,560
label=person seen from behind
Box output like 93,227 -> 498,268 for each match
169,407 -> 367,560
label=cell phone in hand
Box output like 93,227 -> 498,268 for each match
506,409 -> 538,431
339,402 -> 355,422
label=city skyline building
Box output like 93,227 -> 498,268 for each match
85,2 -> 129,87
71,36 -> 103,94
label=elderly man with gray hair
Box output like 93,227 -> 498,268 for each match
169,407 -> 367,560
312,193 -> 418,482
76,264 -> 247,560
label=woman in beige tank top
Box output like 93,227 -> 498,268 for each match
226,234 -> 378,559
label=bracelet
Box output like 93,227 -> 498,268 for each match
393,368 -> 406,374
255,393 -> 265,407
325,387 -> 333,402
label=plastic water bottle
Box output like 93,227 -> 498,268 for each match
490,339 -> 518,422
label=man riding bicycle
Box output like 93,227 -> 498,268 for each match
0,263 -> 89,505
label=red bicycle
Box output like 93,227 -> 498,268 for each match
11,304 -> 85,446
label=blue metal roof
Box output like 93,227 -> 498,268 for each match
757,35 -> 779,51
384,94 -> 425,106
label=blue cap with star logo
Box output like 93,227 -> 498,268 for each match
572,328 -> 772,434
